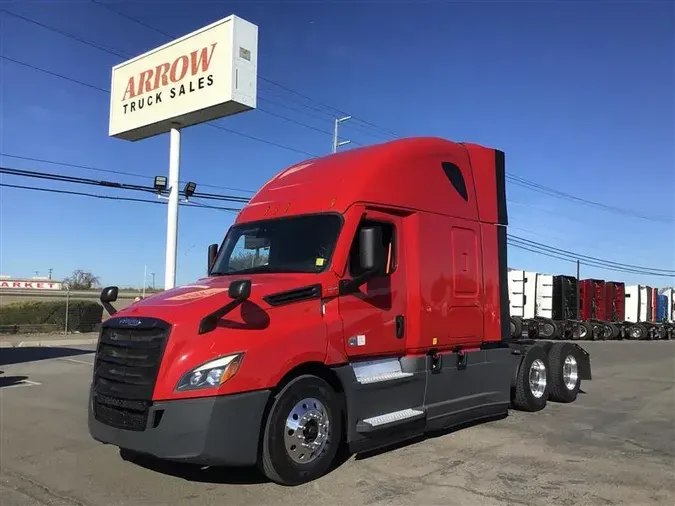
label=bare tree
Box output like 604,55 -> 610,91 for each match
63,269 -> 101,290
228,251 -> 268,271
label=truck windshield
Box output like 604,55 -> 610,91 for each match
210,214 -> 343,275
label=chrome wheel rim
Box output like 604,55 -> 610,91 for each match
563,355 -> 578,390
528,359 -> 547,398
284,397 -> 330,464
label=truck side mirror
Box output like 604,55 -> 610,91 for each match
207,243 -> 218,273
359,226 -> 385,273
100,286 -> 119,316
228,279 -> 251,300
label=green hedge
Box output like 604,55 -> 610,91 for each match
0,300 -> 103,334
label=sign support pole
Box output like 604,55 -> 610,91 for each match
165,127 -> 181,290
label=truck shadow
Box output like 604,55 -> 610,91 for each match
0,373 -> 30,388
119,442 -> 353,485
120,449 -> 268,484
0,346 -> 93,366
353,412 -> 509,461
119,417 -> 505,484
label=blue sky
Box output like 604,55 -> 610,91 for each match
1,0 -> 673,289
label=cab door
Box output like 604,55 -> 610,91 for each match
339,210 -> 407,358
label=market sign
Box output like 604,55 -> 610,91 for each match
0,280 -> 63,290
109,14 -> 258,141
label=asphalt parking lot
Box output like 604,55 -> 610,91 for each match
1,339 -> 674,506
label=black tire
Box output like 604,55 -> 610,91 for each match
512,345 -> 550,412
654,325 -> 668,340
548,343 -> 581,403
260,375 -> 342,486
511,317 -> 523,338
539,320 -> 555,339
600,323 -> 613,341
628,323 -> 648,340
551,320 -> 564,340
577,321 -> 594,341
608,323 -> 622,340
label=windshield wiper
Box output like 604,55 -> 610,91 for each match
220,265 -> 273,275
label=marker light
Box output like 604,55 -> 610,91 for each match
176,353 -> 244,391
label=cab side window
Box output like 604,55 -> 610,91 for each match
348,220 -> 396,278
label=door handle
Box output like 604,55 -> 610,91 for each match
395,315 -> 404,339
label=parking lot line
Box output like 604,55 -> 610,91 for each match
3,379 -> 42,389
57,357 -> 94,366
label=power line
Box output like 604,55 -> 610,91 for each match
0,166 -> 154,193
508,235 -> 675,274
506,174 -> 673,224
508,235 -> 675,277
0,152 -> 256,194
0,165 -> 251,204
0,182 -> 242,212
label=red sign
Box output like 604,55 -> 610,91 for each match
121,43 -> 218,102
0,280 -> 62,290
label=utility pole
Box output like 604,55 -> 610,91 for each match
332,116 -> 352,153
151,272 -> 156,290
48,268 -> 53,280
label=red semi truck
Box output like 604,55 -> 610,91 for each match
88,137 -> 592,485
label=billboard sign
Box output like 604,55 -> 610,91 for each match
109,15 -> 258,141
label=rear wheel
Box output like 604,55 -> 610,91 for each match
608,323 -> 622,340
576,321 -> 595,341
654,325 -> 668,340
510,317 -> 523,338
548,343 -> 581,403
628,323 -> 649,340
601,323 -> 614,340
512,346 -> 550,412
260,375 -> 342,486
538,320 -> 556,339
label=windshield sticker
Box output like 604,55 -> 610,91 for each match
315,257 -> 326,267
166,287 -> 227,301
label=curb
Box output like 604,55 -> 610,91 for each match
0,338 -> 98,348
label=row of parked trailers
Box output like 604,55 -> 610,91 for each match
508,270 -> 675,341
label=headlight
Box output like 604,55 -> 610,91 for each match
175,353 -> 244,391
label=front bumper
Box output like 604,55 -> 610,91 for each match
88,387 -> 271,466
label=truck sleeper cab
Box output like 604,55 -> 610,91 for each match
88,137 -> 592,486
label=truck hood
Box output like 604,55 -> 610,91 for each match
105,273 -> 336,401
119,273 -> 323,313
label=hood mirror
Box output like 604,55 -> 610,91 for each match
228,279 -> 251,300
100,286 -> 119,316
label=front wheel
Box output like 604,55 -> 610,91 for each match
260,375 -> 343,486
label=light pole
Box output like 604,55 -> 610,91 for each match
332,115 -> 352,153
154,162 -> 198,290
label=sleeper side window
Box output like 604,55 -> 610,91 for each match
348,220 -> 396,278
441,162 -> 469,202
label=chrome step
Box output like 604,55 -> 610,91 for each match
358,371 -> 413,384
351,357 -> 412,385
362,408 -> 425,427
